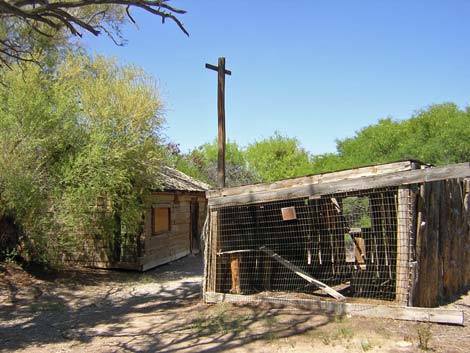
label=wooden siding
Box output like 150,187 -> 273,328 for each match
412,178 -> 470,307
141,192 -> 206,271
64,191 -> 207,271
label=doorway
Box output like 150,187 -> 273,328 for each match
190,200 -> 199,253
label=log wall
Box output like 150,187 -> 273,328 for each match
413,178 -> 470,307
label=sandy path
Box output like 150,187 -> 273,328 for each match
1,256 -> 469,353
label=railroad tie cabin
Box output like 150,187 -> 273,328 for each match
139,166 -> 210,270
76,166 -> 210,271
203,161 -> 470,323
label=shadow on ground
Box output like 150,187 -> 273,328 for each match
0,255 -> 334,353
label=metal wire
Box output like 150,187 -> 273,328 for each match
213,187 -> 411,302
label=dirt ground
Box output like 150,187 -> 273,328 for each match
1,256 -> 469,353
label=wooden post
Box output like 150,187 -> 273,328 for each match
230,254 -> 241,294
205,57 -> 232,188
207,210 -> 218,292
263,255 -> 272,290
396,187 -> 411,305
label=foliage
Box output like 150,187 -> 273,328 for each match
191,305 -> 250,335
245,132 -> 315,182
173,103 -> 470,188
0,61 -> 79,261
311,103 -> 470,173
169,139 -> 260,187
401,103 -> 470,164
0,54 -> 165,264
171,102 -> 470,189
0,0 -> 187,68
417,323 -> 432,351
342,197 -> 371,228
55,55 -> 164,238
170,133 -> 317,185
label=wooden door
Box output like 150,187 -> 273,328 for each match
190,201 -> 199,253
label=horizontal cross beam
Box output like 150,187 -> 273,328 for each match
205,63 -> 232,75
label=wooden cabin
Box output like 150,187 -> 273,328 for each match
140,166 -> 209,271
203,161 -> 470,323
73,166 -> 209,271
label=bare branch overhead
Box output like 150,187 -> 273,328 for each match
0,0 -> 188,66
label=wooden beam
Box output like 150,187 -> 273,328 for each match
230,254 -> 241,294
259,246 -> 346,301
206,210 -> 218,292
205,57 -> 231,189
205,63 -> 232,75
396,187 -> 412,305
204,292 -> 464,325
207,160 -> 418,199
217,249 -> 258,255
312,282 -> 351,295
208,163 -> 470,207
353,237 -> 366,270
202,212 -> 211,295
217,57 -> 226,188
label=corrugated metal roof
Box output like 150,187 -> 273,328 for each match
159,166 -> 211,192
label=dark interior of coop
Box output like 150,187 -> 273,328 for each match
216,187 -> 403,301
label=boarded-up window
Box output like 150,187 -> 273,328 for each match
153,207 -> 171,234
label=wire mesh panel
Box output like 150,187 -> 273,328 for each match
213,187 -> 412,302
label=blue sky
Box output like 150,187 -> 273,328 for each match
83,0 -> 470,155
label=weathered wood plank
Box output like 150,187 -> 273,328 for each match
141,250 -> 189,271
208,163 -> 470,207
441,180 -> 452,299
353,237 -> 366,270
396,187 -> 411,305
204,292 -> 464,325
217,249 -> 258,255
463,179 -> 470,289
415,181 -> 442,307
169,224 -> 190,233
230,254 -> 241,294
207,161 -> 417,199
202,211 -> 211,294
209,210 -> 219,292
263,255 -> 272,290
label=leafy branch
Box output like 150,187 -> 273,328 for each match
0,0 -> 188,67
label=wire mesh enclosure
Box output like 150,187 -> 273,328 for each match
212,187 -> 412,302
205,162 -> 470,316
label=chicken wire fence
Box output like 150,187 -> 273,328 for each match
212,187 -> 412,302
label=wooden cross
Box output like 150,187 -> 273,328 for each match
205,57 -> 231,188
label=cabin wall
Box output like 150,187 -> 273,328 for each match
141,192 -> 206,271
54,191 -> 207,271
59,212 -> 141,270
412,178 -> 470,307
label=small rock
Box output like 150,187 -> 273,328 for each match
396,341 -> 413,347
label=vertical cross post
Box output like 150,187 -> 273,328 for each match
205,57 -> 231,188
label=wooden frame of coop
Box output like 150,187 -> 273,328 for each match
203,161 -> 470,322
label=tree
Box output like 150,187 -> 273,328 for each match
0,0 -> 187,67
0,54 -> 165,263
310,103 -> 470,174
245,132 -> 314,182
400,103 -> 470,164
169,139 -> 260,187
0,59 -> 81,260
334,117 -> 405,168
